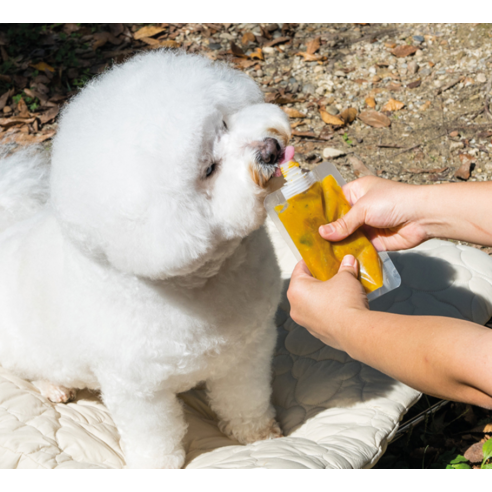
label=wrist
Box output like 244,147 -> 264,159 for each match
334,306 -> 370,355
412,184 -> 448,240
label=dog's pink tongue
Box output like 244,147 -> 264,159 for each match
280,146 -> 295,165
274,146 -> 295,176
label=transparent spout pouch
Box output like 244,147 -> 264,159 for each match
265,160 -> 401,301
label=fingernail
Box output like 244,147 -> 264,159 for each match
341,255 -> 356,267
320,224 -> 335,235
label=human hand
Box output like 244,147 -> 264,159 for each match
319,176 -> 429,252
287,255 -> 368,351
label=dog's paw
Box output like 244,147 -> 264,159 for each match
33,380 -> 76,403
219,416 -> 283,444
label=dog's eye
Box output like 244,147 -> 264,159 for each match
205,163 -> 217,178
223,120 -> 227,130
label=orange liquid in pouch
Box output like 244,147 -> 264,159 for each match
274,174 -> 383,293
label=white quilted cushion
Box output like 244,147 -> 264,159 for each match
1,239 -> 491,468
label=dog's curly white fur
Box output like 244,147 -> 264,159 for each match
0,51 -> 291,468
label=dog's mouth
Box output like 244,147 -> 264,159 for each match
250,140 -> 295,188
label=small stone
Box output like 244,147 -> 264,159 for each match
3,106 -> 11,113
485,163 -> 492,172
326,105 -> 339,116
407,61 -> 418,75
302,83 -> 315,95
477,73 -> 487,83
415,49 -> 424,58
334,70 -> 346,77
323,148 -> 346,159
263,47 -> 275,54
420,68 -> 431,76
450,141 -> 464,151
413,35 -> 425,44
315,86 -> 325,95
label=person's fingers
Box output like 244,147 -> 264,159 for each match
337,255 -> 358,277
291,260 -> 313,280
319,204 -> 366,241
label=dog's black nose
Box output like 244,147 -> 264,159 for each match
260,138 -> 281,165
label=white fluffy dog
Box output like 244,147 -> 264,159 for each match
0,50 -> 292,468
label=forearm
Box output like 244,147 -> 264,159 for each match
417,182 -> 492,246
340,309 -> 492,408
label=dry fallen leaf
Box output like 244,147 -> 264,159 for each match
295,52 -> 326,62
353,78 -> 368,85
233,58 -> 257,69
464,442 -> 483,463
358,110 -> 391,128
30,61 -> 55,73
365,96 -> 376,108
241,32 -> 255,45
407,79 -> 421,89
37,106 -> 59,125
263,36 -> 291,48
391,45 -> 418,58
158,40 -> 179,49
455,154 -> 475,180
320,110 -> 344,126
407,167 -> 448,174
0,116 -> 36,129
419,100 -> 431,111
134,25 -> 166,40
339,107 -> 357,124
0,129 -> 55,145
381,98 -> 405,112
230,42 -> 247,58
384,42 -> 397,49
18,98 -> 29,118
347,155 -> 376,177
0,89 -> 13,111
249,48 -> 264,61
92,33 -> 107,50
292,130 -> 317,138
306,37 -> 321,55
387,82 -> 402,91
449,131 -> 459,138
283,107 -> 306,118
139,37 -> 160,46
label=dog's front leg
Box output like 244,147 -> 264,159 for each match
206,324 -> 282,444
101,384 -> 187,469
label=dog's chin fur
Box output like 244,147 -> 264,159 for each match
0,50 -> 291,468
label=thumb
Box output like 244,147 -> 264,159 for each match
291,260 -> 314,280
319,205 -> 365,241
338,254 -> 358,277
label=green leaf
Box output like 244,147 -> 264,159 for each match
483,439 -> 492,461
452,463 -> 472,469
450,455 -> 468,464
481,463 -> 492,469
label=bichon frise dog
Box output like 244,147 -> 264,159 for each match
0,50 -> 292,468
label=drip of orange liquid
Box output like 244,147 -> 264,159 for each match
275,170 -> 383,293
